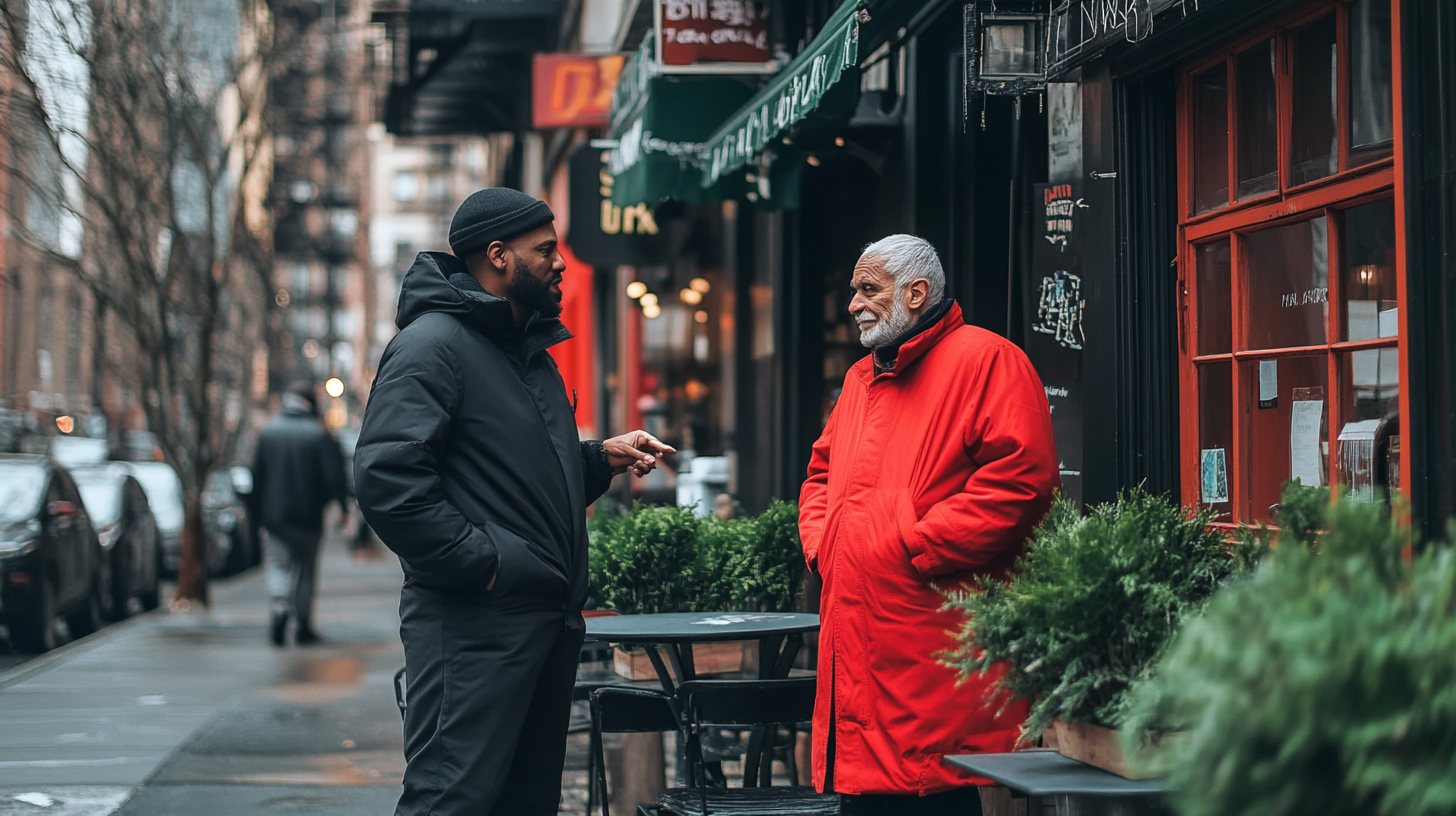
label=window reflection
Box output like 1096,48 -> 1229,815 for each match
1290,15 -> 1338,185
1237,41 -> 1278,199
1341,199 -> 1397,341
1349,0 -> 1394,167
1193,64 -> 1229,214
1243,216 -> 1329,350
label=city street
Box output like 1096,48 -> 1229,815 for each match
0,543 -> 410,816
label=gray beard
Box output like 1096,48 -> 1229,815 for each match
857,294 -> 913,348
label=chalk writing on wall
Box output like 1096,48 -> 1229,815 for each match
1034,270 -> 1086,350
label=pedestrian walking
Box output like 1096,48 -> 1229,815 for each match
353,188 -> 672,816
250,382 -> 350,647
799,235 -> 1060,815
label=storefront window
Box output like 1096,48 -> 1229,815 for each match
1180,1 -> 1400,522
1192,64 -> 1229,214
1349,0 -> 1395,167
1236,40 -> 1278,200
1289,14 -> 1338,186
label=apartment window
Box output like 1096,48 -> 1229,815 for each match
1179,0 -> 1398,522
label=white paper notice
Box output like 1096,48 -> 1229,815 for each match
1290,400 -> 1324,486
1258,360 -> 1278,406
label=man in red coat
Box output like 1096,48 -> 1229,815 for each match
799,235 -> 1059,815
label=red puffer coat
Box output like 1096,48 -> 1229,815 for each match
799,301 -> 1059,796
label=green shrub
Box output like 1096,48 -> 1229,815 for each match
942,488 -> 1243,741
1121,495 -> 1456,816
588,499 -> 804,614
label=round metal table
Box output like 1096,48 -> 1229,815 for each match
586,612 -> 820,692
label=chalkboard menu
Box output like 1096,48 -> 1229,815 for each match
1026,182 -> 1088,507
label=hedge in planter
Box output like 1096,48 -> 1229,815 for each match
588,499 -> 804,614
1121,496 -> 1456,816
942,488 -> 1249,741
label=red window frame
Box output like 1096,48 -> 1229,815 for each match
1176,0 -> 1405,522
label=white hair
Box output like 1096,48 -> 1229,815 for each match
861,234 -> 945,305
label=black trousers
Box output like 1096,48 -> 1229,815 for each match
395,584 -> 584,816
839,789 -> 984,816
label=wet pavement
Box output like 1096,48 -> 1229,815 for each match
0,543 -> 412,815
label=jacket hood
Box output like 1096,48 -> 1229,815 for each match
395,251 -> 514,331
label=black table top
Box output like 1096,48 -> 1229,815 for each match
944,751 -> 1166,797
584,612 -> 820,643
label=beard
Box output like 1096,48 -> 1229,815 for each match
857,291 -> 913,348
507,256 -> 563,319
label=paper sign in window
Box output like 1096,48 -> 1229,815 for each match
1289,399 -> 1325,486
1258,359 -> 1277,409
1200,448 -> 1229,504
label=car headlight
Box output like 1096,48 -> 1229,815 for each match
0,540 -> 35,557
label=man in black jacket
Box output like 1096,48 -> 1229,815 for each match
251,383 -> 349,646
354,188 -> 672,816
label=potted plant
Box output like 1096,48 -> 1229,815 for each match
1120,493 -> 1456,816
942,488 -> 1253,778
589,500 -> 806,680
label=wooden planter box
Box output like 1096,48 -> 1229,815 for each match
1053,719 -> 1157,780
613,642 -> 744,681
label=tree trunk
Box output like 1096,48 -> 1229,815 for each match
172,489 -> 210,606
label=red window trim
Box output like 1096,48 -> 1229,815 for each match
1176,0 -> 1404,521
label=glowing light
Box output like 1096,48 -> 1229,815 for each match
679,288 -> 703,305
55,416 -> 74,434
626,281 -> 648,299
834,136 -> 845,147
275,289 -> 291,307
325,377 -> 345,398
806,155 -> 821,167
689,277 -> 711,293
639,292 -> 659,308
302,339 -> 319,359
642,303 -> 662,319
695,310 -> 709,324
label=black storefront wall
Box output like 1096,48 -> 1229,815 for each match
1399,0 -> 1456,540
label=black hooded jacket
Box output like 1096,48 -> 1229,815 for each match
354,252 -> 614,619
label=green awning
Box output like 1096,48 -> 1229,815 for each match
701,0 -> 867,188
606,72 -> 756,206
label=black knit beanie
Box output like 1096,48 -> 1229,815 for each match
448,188 -> 555,259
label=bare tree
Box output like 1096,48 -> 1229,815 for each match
0,0 -> 275,605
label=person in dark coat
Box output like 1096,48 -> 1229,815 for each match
354,188 -> 672,816
250,382 -> 349,646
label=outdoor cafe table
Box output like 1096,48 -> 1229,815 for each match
945,751 -> 1168,815
584,611 -> 820,692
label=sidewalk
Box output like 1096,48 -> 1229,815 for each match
0,541 -> 408,816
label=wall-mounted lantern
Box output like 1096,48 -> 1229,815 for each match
964,1 -> 1049,98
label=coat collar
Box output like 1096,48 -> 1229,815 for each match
855,299 -> 964,384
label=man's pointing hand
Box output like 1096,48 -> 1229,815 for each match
603,431 -> 676,478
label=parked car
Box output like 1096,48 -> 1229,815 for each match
71,463 -> 161,617
204,467 -> 256,575
0,455 -> 106,652
128,461 -> 186,577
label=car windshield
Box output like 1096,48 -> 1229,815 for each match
0,463 -> 47,523
130,464 -> 184,530
73,473 -> 123,527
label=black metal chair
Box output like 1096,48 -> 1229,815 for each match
589,686 -> 684,816
659,678 -> 839,816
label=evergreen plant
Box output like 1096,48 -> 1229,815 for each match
1121,494 -> 1456,816
942,487 -> 1244,740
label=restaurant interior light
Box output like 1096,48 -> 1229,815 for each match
640,292 -> 659,308
680,288 -> 703,305
689,277 -> 711,293
626,281 -> 648,299
695,310 -> 709,324
325,377 -> 345,399
643,303 -> 662,319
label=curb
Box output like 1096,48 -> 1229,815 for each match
0,609 -> 163,690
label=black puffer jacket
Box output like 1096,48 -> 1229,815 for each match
354,252 -> 613,619
252,404 -> 348,535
